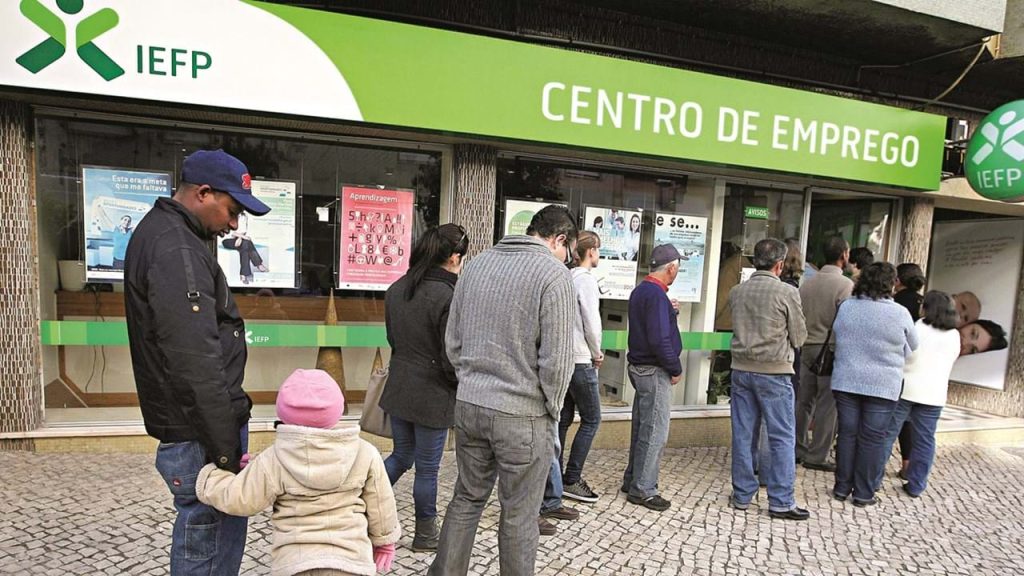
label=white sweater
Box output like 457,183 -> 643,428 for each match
901,320 -> 961,407
572,267 -> 603,364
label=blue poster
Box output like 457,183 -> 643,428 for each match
82,166 -> 172,281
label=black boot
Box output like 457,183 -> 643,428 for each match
411,517 -> 439,552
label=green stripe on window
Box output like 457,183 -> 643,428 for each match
40,321 -> 731,350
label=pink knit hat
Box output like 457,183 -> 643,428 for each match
276,369 -> 345,429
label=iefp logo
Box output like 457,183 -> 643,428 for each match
16,0 -> 125,81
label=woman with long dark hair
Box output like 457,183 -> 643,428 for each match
830,262 -> 918,507
380,223 -> 469,551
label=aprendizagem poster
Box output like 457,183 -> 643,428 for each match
583,205 -> 643,300
217,180 -> 297,288
338,186 -> 415,291
653,212 -> 708,303
83,166 -> 172,281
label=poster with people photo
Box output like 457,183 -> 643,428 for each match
653,212 -> 708,303
338,186 -> 415,291
927,219 -> 1024,390
503,198 -> 567,236
583,205 -> 643,300
217,179 -> 297,288
82,166 -> 172,281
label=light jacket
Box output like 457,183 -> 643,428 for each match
195,424 -> 401,576
728,270 -> 807,375
572,267 -> 603,364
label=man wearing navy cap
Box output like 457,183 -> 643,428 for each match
621,243 -> 683,512
124,149 -> 270,575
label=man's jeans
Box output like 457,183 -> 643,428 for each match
795,344 -> 837,465
384,416 -> 448,519
430,401 -> 553,576
542,420 -> 564,513
154,424 -> 249,576
559,363 -> 603,486
622,364 -> 671,499
730,370 -> 797,512
877,399 -> 943,496
833,391 -> 897,502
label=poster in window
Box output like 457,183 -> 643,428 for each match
217,180 -> 297,289
338,186 -> 415,291
583,205 -> 643,300
653,212 -> 708,303
82,166 -> 172,282
503,198 -> 568,236
927,219 -> 1024,391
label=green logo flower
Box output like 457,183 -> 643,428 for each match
966,100 -> 1024,202
16,0 -> 124,81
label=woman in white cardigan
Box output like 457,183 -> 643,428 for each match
877,290 -> 961,498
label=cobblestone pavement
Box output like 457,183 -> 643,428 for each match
2,444 -> 1023,575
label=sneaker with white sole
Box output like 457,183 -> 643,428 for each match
563,479 -> 600,503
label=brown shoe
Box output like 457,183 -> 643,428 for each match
538,517 -> 556,536
540,505 -> 579,520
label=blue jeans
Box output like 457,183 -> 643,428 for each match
541,420 -> 564,513
730,370 -> 797,512
622,364 -> 672,499
385,416 -> 448,519
833,391 -> 897,502
877,399 -> 942,496
154,424 -> 249,576
559,363 -> 603,485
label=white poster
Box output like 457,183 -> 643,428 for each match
928,219 -> 1024,390
653,213 -> 708,303
503,198 -> 566,236
217,180 -> 297,288
584,205 -> 643,300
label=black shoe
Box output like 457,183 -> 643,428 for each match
626,494 -> 671,512
538,517 -> 556,536
769,507 -> 810,520
540,505 -> 579,520
831,489 -> 849,502
729,495 -> 750,511
410,517 -> 439,552
795,456 -> 804,465
901,483 -> 921,498
803,461 -> 837,472
852,495 -> 882,507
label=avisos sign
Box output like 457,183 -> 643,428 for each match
0,0 -> 946,190
965,100 -> 1024,202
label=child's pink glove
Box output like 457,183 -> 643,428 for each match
373,543 -> 395,572
240,453 -> 251,470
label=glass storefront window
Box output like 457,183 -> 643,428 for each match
35,115 -> 443,424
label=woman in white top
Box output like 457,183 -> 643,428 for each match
877,290 -> 960,497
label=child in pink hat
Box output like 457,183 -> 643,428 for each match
196,369 -> 400,575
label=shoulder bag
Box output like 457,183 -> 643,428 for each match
359,348 -> 393,438
809,302 -> 843,376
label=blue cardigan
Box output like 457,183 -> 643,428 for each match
831,296 -> 918,401
627,280 -> 683,376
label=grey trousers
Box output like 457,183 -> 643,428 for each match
622,364 -> 672,499
795,344 -> 838,464
429,401 -> 554,576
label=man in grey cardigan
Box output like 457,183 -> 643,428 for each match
430,206 -> 577,576
728,238 -> 809,520
795,236 -> 853,472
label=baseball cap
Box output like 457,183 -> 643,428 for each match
181,149 -> 271,216
276,369 -> 345,429
650,243 -> 682,268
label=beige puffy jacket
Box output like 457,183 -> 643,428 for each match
196,424 -> 401,576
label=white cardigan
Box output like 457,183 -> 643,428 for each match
901,320 -> 961,407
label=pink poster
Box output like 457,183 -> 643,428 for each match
338,186 -> 415,291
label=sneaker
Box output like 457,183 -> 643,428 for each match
540,505 -> 579,520
538,517 -> 556,536
563,480 -> 599,503
626,494 -> 671,512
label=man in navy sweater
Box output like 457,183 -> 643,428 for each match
622,244 -> 683,511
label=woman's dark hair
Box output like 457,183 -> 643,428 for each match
970,319 -> 1009,352
921,290 -> 958,330
782,237 -> 803,281
629,214 -> 641,232
850,247 -> 874,270
897,263 -> 926,292
404,223 -> 469,301
852,261 -> 897,300
571,230 -> 600,268
526,205 -> 578,242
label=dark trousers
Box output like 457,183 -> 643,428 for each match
833,391 -> 897,503
221,237 -> 263,277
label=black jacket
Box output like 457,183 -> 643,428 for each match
894,288 -> 923,322
380,267 -> 458,429
125,198 -> 251,472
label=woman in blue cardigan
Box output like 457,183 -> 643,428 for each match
831,262 -> 918,507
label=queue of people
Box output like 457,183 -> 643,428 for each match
124,152 -> 987,576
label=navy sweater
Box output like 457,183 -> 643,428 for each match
627,280 -> 683,376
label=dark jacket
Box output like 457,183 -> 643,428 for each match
380,267 -> 459,429
124,198 -> 251,473
627,279 -> 683,376
894,288 -> 923,322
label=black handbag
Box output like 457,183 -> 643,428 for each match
809,302 -> 842,376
